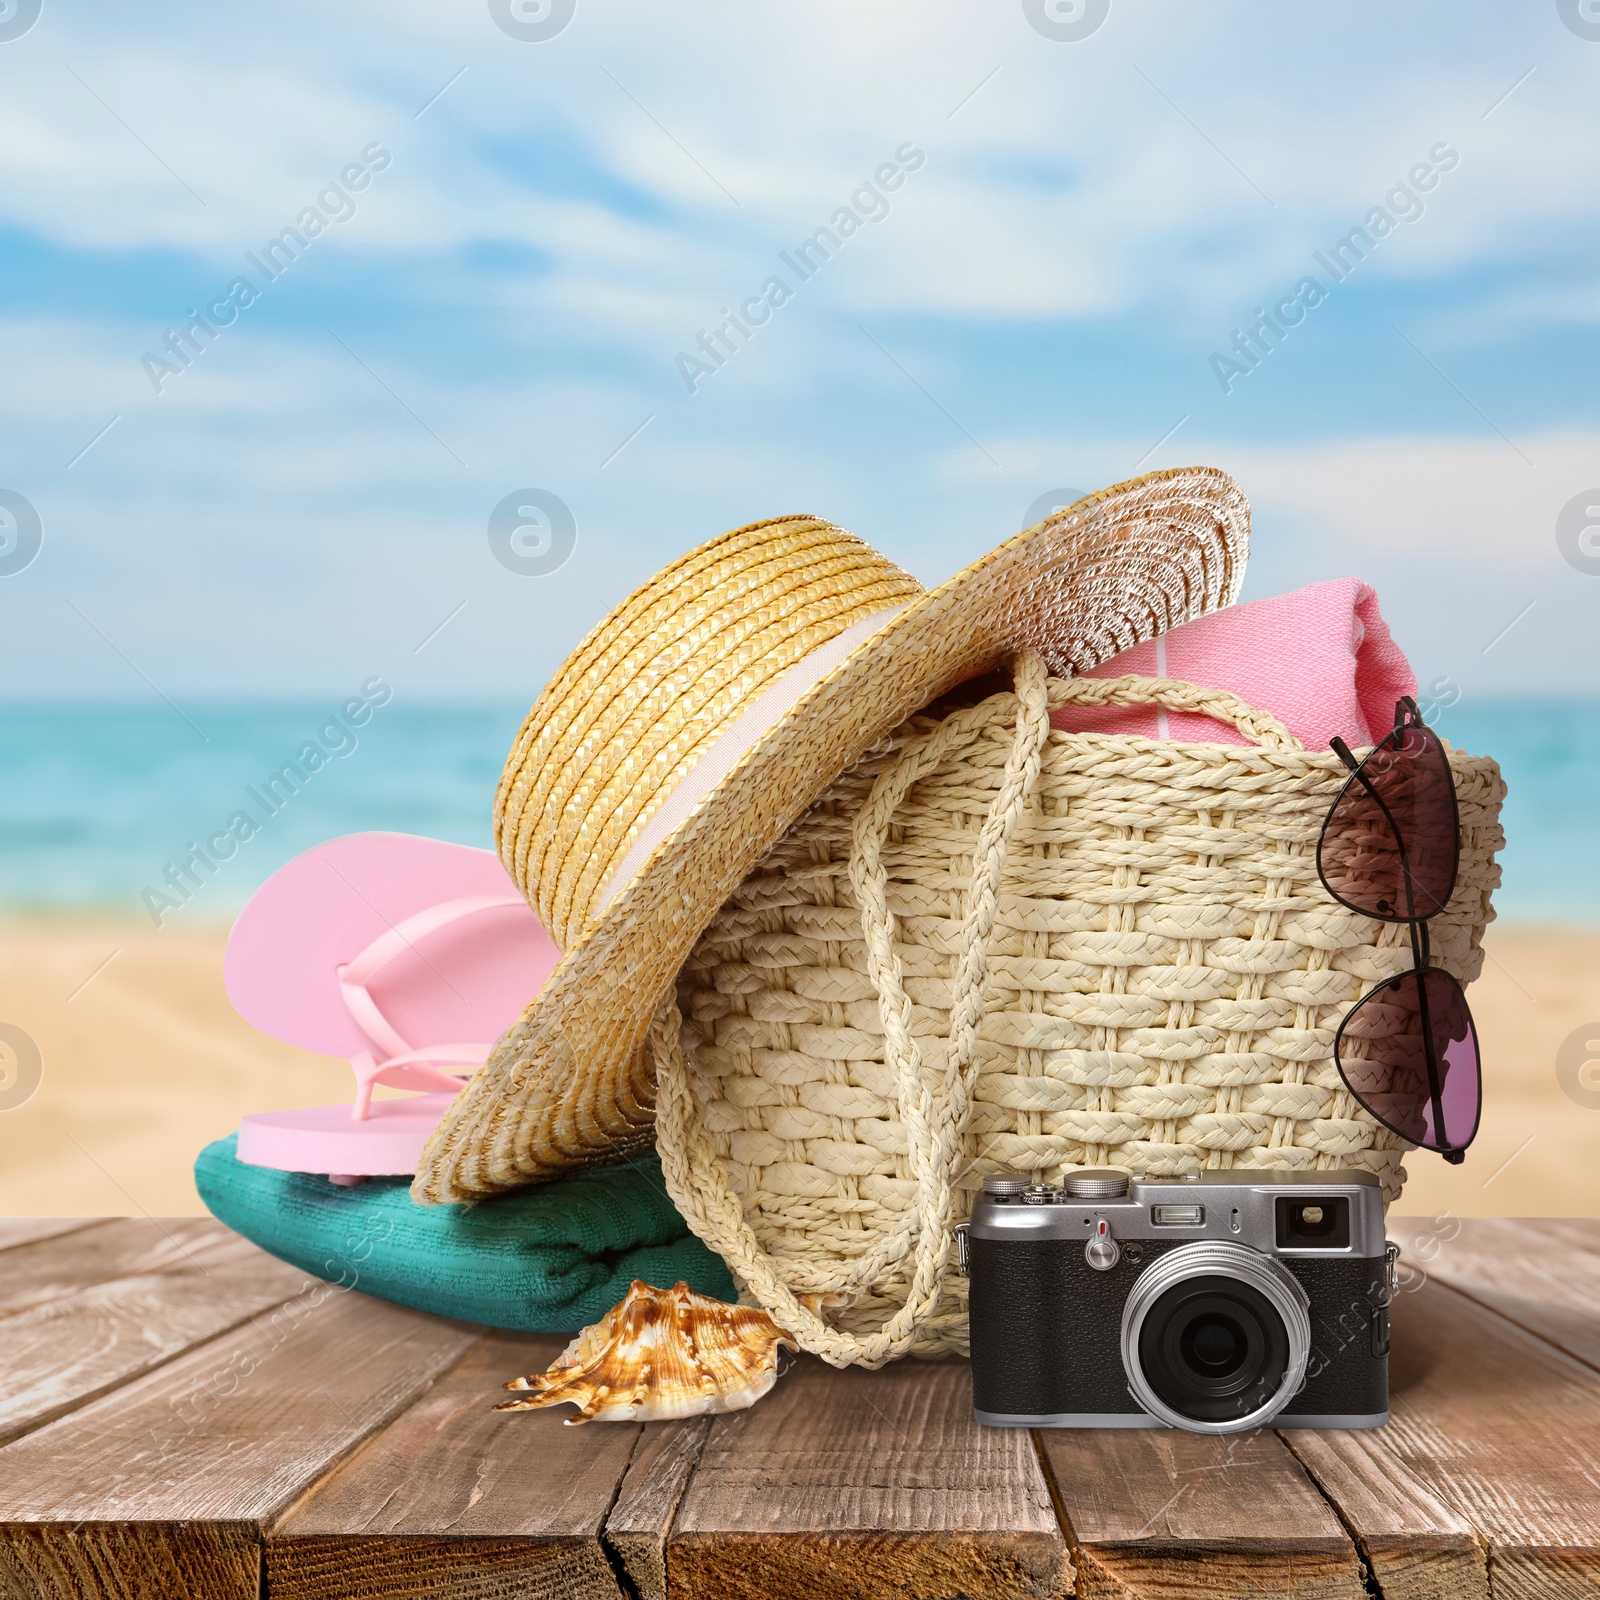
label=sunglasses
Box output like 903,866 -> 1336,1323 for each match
1317,697 -> 1480,1164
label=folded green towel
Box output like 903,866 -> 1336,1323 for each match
195,1133 -> 735,1332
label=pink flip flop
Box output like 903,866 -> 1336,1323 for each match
224,832 -> 559,1181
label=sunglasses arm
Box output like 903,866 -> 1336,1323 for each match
1400,921 -> 1464,1164
1329,735 -> 1361,774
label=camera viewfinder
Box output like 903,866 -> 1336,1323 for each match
1275,1196 -> 1350,1249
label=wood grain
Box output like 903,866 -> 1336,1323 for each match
1391,1216 -> 1600,1372
669,1355 -> 1069,1600
0,1282 -> 478,1600
270,1333 -> 637,1600
1284,1429 -> 1488,1600
604,1417 -> 711,1600
0,1216 -> 229,1321
0,1218 -> 102,1254
1039,1426 -> 1368,1600
1377,1272 -> 1600,1594
0,1522 -> 259,1600
0,1229 -> 309,1446
266,1535 -> 621,1600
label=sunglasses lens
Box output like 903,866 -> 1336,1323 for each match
1336,967 -> 1480,1153
1319,721 -> 1458,920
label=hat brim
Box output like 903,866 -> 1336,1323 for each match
413,465 -> 1249,1203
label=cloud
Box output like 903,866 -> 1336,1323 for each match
972,429 -> 1598,567
1211,433 -> 1597,568
3,0 -> 1598,336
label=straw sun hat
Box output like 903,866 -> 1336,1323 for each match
414,465 -> 1250,1204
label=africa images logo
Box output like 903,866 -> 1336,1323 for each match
139,678 -> 393,925
139,144 -> 393,395
1209,142 -> 1459,394
674,143 -> 927,394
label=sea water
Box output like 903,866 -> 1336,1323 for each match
0,698 -> 1594,926
0,701 -> 521,921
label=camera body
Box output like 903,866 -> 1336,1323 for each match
963,1168 -> 1392,1433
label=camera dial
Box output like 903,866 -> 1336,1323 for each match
1063,1169 -> 1130,1199
1120,1240 -> 1311,1434
980,1174 -> 1029,1198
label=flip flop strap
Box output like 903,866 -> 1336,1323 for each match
336,893 -> 527,1062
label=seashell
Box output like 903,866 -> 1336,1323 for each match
494,1279 -> 798,1425
796,1289 -> 852,1315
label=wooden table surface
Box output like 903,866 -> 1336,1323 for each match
0,1216 -> 1596,1600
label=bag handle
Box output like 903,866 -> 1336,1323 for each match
654,663 -> 1304,1365
655,650 -> 1053,1367
1046,674 -> 1305,753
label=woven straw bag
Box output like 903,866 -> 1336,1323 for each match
654,658 -> 1505,1366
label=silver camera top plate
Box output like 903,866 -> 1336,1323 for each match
969,1168 -> 1386,1259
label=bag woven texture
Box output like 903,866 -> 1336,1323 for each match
654,662 -> 1504,1365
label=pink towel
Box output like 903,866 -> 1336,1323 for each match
1054,578 -> 1416,752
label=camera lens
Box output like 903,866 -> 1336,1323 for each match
1121,1242 -> 1311,1433
1139,1279 -> 1288,1423
1185,1311 -> 1246,1373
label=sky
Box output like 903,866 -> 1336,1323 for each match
2,0 -> 1599,712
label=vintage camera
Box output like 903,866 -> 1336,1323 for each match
960,1168 -> 1394,1433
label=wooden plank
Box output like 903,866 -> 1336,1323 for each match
269,1332 -> 635,1600
0,1284 -> 478,1600
1038,1426 -> 1368,1600
1391,1216 -> 1600,1372
0,1218 -> 103,1253
1530,1215 -> 1600,1258
269,1536 -> 619,1600
668,1355 -> 1070,1600
604,1417 -> 712,1600
1283,1429 -> 1488,1600
0,1523 -> 259,1600
1370,1273 -> 1600,1594
0,1216 -> 230,1321
0,1229 -> 309,1446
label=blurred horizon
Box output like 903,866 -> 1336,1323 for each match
3,692 -> 1594,927
7,688 -> 1600,709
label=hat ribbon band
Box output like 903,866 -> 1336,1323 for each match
595,602 -> 909,911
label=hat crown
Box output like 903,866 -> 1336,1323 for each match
495,515 -> 922,948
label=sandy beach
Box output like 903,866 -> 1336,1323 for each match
0,917 -> 1595,1219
